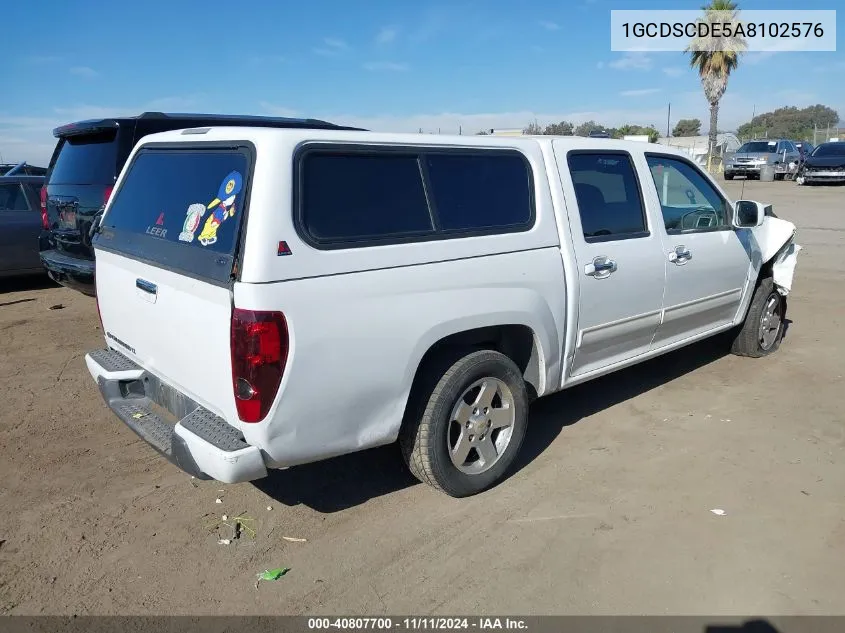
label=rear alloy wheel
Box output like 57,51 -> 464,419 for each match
731,277 -> 786,357
400,350 -> 528,497
447,377 -> 516,476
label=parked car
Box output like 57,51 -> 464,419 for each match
724,139 -> 801,180
797,141 -> 845,185
85,129 -> 801,497
588,129 -> 611,138
0,172 -> 47,277
39,112 -> 361,295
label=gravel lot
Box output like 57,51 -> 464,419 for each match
1,180 -> 843,615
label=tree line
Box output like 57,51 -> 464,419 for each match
490,120 -> 663,142
479,103 -> 840,143
736,105 -> 839,141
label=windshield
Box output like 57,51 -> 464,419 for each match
738,141 -> 777,153
811,143 -> 845,157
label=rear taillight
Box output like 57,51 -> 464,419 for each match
103,185 -> 114,206
230,309 -> 288,423
40,186 -> 49,230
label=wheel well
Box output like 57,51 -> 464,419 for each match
413,325 -> 541,399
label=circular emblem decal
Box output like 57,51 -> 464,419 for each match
225,179 -> 236,195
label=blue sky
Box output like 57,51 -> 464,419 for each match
2,0 -> 843,165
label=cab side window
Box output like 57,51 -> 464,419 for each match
645,156 -> 732,233
567,152 -> 648,241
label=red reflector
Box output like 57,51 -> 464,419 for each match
230,309 -> 288,423
40,186 -> 49,230
103,185 -> 114,206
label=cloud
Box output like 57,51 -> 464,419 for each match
25,55 -> 62,64
1,88 -> 829,169
662,66 -> 684,77
608,52 -> 652,71
375,26 -> 398,45
538,20 -> 560,31
408,7 -> 452,43
0,96 -> 210,164
363,61 -> 409,72
620,88 -> 661,97
69,66 -> 98,79
313,38 -> 350,57
257,102 -> 301,118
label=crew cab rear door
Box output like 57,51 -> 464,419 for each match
553,145 -> 667,377
93,142 -> 252,420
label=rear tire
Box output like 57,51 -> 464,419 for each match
731,277 -> 785,358
400,350 -> 528,497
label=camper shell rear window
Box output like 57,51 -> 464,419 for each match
94,143 -> 253,285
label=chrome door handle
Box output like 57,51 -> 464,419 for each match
669,246 -> 692,265
585,256 -> 617,279
136,278 -> 158,295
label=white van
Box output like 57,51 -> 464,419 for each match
85,126 -> 800,497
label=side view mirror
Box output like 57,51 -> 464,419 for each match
733,200 -> 770,228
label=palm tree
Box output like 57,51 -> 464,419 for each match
686,0 -> 746,165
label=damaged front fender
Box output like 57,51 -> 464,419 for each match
750,216 -> 802,296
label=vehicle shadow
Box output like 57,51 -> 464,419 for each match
0,274 -> 58,298
510,333 -> 732,476
256,334 -> 733,513
253,442 -> 417,513
704,618 -> 782,633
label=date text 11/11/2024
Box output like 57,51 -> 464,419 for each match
307,618 -> 528,630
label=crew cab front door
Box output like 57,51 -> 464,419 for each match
554,148 -> 666,377
643,154 -> 752,348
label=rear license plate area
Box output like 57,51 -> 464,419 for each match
143,374 -> 198,421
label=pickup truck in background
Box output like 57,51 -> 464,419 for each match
84,128 -> 801,497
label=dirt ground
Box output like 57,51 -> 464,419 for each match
1,180 -> 843,616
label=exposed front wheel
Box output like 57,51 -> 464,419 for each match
731,277 -> 786,357
400,350 -> 528,497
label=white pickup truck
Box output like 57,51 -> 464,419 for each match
85,126 -> 801,497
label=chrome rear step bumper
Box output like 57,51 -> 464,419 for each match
85,348 -> 268,483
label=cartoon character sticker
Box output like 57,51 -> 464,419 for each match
179,203 -> 207,243
197,171 -> 243,247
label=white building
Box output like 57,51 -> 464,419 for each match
657,133 -> 742,165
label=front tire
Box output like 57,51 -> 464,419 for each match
731,277 -> 786,357
724,172 -> 734,181
400,350 -> 528,497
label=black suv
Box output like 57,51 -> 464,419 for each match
40,112 -> 360,295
